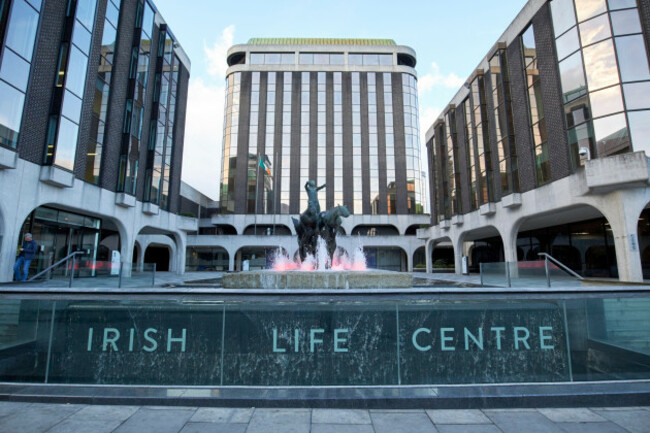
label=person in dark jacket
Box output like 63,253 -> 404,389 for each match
14,233 -> 38,281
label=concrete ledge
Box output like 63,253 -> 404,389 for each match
439,219 -> 450,230
0,147 -> 17,169
142,202 -> 160,215
222,270 -> 413,289
451,215 -> 463,226
115,193 -> 136,208
585,151 -> 649,192
39,165 -> 74,188
479,203 -> 496,216
178,216 -> 198,232
502,193 -> 521,208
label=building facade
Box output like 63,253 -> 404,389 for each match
0,0 -> 196,282
188,39 -> 429,272
420,0 -> 650,282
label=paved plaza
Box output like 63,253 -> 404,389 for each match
0,402 -> 648,433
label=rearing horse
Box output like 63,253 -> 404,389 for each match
319,205 -> 350,263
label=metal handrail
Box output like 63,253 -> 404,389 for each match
538,253 -> 584,280
27,251 -> 86,282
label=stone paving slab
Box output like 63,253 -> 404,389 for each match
1,404 -> 649,433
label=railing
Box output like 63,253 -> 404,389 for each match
22,255 -> 157,288
480,255 -> 583,288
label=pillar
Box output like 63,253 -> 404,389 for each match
406,249 -> 413,273
500,224 -> 519,280
605,198 -> 644,283
228,252 -> 235,272
453,236 -> 464,275
175,234 -> 187,275
0,208 -> 19,283
425,239 -> 433,274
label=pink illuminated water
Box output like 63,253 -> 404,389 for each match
271,238 -> 367,271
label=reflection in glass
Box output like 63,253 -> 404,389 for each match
615,36 -> 650,82
556,27 -> 580,61
589,85 -> 624,118
66,46 -> 89,98
0,48 -> 30,91
582,40 -> 619,91
299,53 -> 313,64
610,9 -> 642,35
349,54 -> 362,65
54,117 -> 80,171
593,113 -> 630,156
559,52 -> 587,103
0,81 -> 25,148
574,0 -> 607,23
623,82 -> 650,110
608,0 -> 637,10
551,0 -> 576,36
628,110 -> 650,155
5,0 -> 39,60
579,14 -> 611,46
567,122 -> 594,167
61,90 -> 82,124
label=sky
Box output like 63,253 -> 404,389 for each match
153,0 -> 529,200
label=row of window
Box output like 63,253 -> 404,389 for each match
249,52 -> 394,66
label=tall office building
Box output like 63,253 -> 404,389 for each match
187,39 -> 429,272
0,0 -> 196,282
420,0 -> 650,282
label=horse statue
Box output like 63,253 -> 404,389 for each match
319,205 -> 350,264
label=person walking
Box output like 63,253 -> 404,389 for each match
14,233 -> 38,282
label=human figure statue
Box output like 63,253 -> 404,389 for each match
300,180 -> 326,228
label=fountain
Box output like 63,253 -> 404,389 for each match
222,180 -> 412,289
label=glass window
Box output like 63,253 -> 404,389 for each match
266,53 -> 281,64
582,40 -> 619,91
75,0 -> 97,31
559,52 -> 588,103
0,80 -> 25,148
556,27 -> 580,60
105,1 -> 119,27
281,53 -> 294,64
608,0 -> 637,10
615,35 -> 650,82
5,0 -> 39,60
299,53 -> 313,64
72,20 -> 92,54
25,0 -> 41,11
349,54 -> 362,65
593,113 -> 629,155
250,53 -> 264,64
314,53 -> 329,64
551,0 -> 576,36
574,0 -> 607,23
623,82 -> 650,110
141,1 -> 153,35
579,14 -> 611,46
379,54 -> 392,65
628,110 -> 650,154
54,116 -> 80,171
364,54 -> 380,65
101,21 -> 117,49
590,85 -> 624,118
61,90 -> 82,124
66,46 -> 89,98
0,48 -> 30,91
611,9 -> 642,35
330,53 -> 344,65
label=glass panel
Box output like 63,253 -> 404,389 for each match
72,20 -> 92,54
75,0 -> 97,31
582,39 -> 619,91
330,53 -> 344,65
574,0 -> 607,23
615,35 -> 650,82
141,1 -> 153,35
0,47 -> 30,91
608,0 -> 637,10
579,14 -> 611,46
299,53 -> 313,64
589,85 -> 624,118
54,116 -> 80,171
281,53 -> 294,65
364,54 -> 380,66
556,27 -> 580,60
611,9 -> 642,35
265,53 -> 280,64
551,0 -> 577,36
593,113 -> 630,156
628,110 -> 650,155
314,53 -> 329,64
101,20 -> 117,49
379,54 -> 392,65
61,90 -> 82,124
623,82 -> 650,110
5,0 -> 39,60
559,52 -> 588,103
0,80 -> 25,148
250,53 -> 264,64
349,54 -> 362,65
105,1 -> 119,27
66,46 -> 89,98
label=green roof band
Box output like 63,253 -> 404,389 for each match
247,38 -> 396,46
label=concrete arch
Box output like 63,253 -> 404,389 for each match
363,245 -> 408,272
405,225 -> 422,236
243,224 -> 293,235
351,225 -> 400,236
144,243 -> 172,272
214,224 -> 238,235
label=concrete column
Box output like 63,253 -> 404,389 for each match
0,211 -> 19,283
176,233 -> 187,275
453,236 -> 464,275
605,199 -> 644,282
136,243 -> 145,272
425,239 -> 433,274
228,251 -> 235,272
119,229 -> 135,278
407,249 -> 413,272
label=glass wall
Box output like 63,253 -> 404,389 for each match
219,72 -> 240,213
463,99 -> 478,210
246,71 -> 260,213
117,0 -> 154,194
316,72 -> 326,207
299,52 -> 344,65
367,73 -> 379,213
351,72 -> 362,213
444,110 -> 460,216
551,0 -> 650,163
470,74 -> 494,205
522,25 -> 550,185
299,71 -> 310,210
384,73 -> 396,214
489,49 -> 519,195
263,72 -> 276,214
85,0 -> 121,184
250,52 -> 294,65
349,53 -> 392,66
45,0 -> 98,171
402,73 -> 424,214
280,72 -> 291,213
0,0 -> 41,150
333,72 -> 343,205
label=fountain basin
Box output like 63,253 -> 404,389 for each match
222,270 -> 413,289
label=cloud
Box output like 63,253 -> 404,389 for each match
204,25 -> 235,79
181,77 -> 225,200
418,62 -> 465,93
